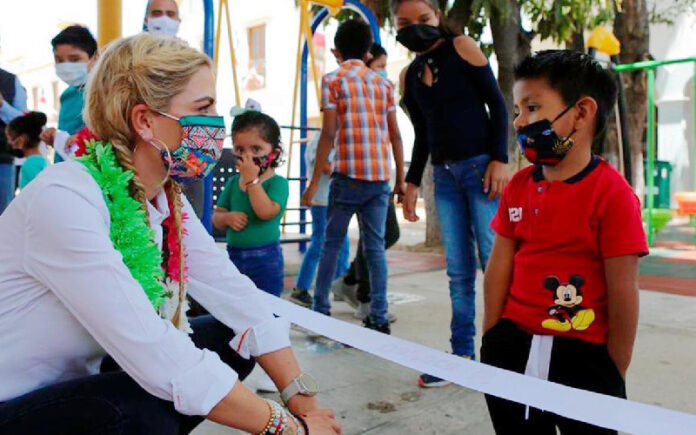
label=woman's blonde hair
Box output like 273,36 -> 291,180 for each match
85,33 -> 210,323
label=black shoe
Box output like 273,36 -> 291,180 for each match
289,288 -> 312,308
363,317 -> 390,334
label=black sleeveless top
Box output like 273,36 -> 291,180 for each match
403,38 -> 508,186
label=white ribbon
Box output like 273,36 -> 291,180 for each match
259,292 -> 696,434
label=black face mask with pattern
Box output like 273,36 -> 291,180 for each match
516,104 -> 577,166
251,150 -> 278,174
396,24 -> 442,53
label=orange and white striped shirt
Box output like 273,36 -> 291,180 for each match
321,59 -> 395,182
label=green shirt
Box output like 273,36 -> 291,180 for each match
216,174 -> 289,248
19,155 -> 48,189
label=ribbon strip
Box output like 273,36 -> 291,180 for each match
260,292 -> 696,434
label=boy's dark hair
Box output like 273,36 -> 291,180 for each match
334,19 -> 373,61
7,112 -> 48,148
366,43 -> 387,68
514,50 -> 617,151
231,111 -> 284,168
51,25 -> 98,57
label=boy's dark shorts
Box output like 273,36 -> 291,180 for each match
481,319 -> 626,435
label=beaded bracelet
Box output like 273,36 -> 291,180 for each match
292,414 -> 308,435
257,400 -> 274,435
266,400 -> 290,435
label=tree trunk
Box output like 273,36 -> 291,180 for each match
490,0 -> 532,171
422,157 -> 441,247
614,0 -> 650,199
566,29 -> 585,52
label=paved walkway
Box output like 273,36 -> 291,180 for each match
195,219 -> 696,434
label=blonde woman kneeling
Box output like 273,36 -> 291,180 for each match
0,34 -> 340,435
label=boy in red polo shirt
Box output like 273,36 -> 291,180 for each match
481,50 -> 649,434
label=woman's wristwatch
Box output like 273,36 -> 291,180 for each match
280,373 -> 318,405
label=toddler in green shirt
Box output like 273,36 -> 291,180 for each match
213,111 -> 288,296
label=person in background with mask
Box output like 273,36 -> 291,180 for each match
392,0 -> 509,387
40,25 -> 98,163
5,111 -> 49,190
0,36 -> 28,213
144,0 -> 181,38
0,34 -> 339,435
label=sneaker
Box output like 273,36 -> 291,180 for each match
289,288 -> 312,307
331,279 -> 346,302
337,282 -> 360,308
417,373 -> 452,388
417,355 -> 471,388
363,317 -> 390,334
354,303 -> 398,324
354,302 -> 370,320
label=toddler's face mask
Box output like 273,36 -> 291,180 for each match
516,104 -> 577,166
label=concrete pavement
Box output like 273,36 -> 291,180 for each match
194,219 -> 696,434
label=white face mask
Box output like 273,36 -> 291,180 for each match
147,16 -> 180,37
55,62 -> 89,87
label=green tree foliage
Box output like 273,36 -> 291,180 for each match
524,0 -> 620,49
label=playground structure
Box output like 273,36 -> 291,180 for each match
588,27 -> 696,246
612,57 -> 696,245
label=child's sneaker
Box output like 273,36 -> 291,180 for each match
354,302 -> 370,320
417,373 -> 452,388
289,288 -> 312,308
418,355 -> 471,388
332,280 -> 359,308
363,317 -> 390,334
354,303 -> 398,324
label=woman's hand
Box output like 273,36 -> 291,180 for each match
402,182 -> 419,222
483,160 -> 509,199
236,155 -> 261,183
301,408 -> 343,435
226,212 -> 248,231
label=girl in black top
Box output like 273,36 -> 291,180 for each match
392,0 -> 509,387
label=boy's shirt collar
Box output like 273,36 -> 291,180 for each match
532,155 -> 601,184
340,59 -> 367,68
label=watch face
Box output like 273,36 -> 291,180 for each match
298,373 -> 318,394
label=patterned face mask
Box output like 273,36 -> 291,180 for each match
251,150 -> 278,174
155,112 -> 226,182
515,104 -> 577,166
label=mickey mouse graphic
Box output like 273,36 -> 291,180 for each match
541,275 -> 595,332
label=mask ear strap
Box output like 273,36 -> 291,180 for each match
551,102 -> 577,124
156,111 -> 181,122
149,138 -> 173,187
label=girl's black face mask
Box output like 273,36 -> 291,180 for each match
396,24 -> 442,53
251,150 -> 278,174
516,104 -> 577,166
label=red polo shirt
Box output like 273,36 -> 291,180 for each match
491,157 -> 649,343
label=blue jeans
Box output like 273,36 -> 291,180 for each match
227,241 -> 284,296
0,315 -> 254,434
0,163 -> 15,215
295,206 -> 350,291
313,174 -> 390,325
434,154 -> 499,357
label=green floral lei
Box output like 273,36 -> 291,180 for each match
77,140 -> 166,309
